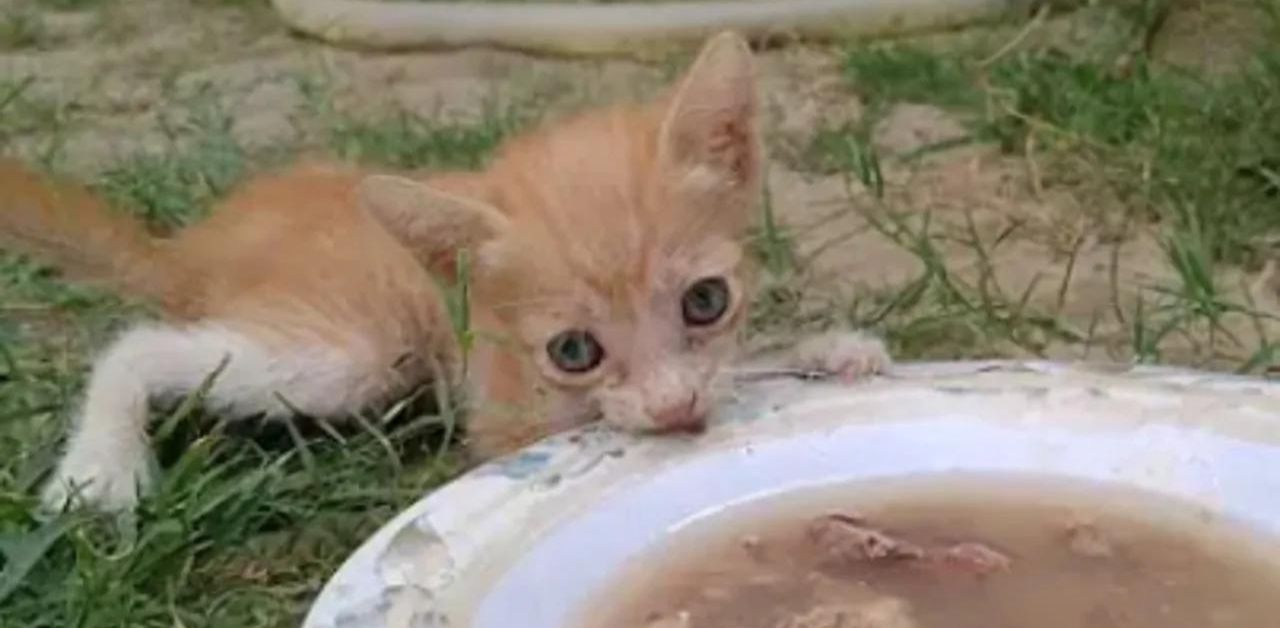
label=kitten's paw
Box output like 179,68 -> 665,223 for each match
790,331 -> 892,383
41,441 -> 151,513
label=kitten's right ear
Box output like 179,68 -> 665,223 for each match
657,31 -> 760,198
358,174 -> 510,264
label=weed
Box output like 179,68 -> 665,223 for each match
0,8 -> 46,51
854,200 -> 1082,360
841,45 -> 978,112
0,76 -> 34,115
0,422 -> 462,627
804,1 -> 1280,369
806,125 -> 885,193
297,73 -> 534,171
443,249 -> 476,374
327,103 -> 527,170
37,0 -> 107,11
191,0 -> 265,6
96,92 -> 247,230
982,7 -> 1280,268
984,52 -> 1175,147
0,78 -> 75,166
748,178 -> 796,277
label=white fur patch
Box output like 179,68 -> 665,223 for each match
42,322 -> 407,512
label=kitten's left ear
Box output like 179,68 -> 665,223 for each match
358,174 -> 510,265
658,31 -> 761,196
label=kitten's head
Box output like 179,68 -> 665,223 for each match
361,32 -> 761,435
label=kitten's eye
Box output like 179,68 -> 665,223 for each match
546,329 -> 605,374
682,277 -> 731,327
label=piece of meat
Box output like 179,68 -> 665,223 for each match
806,512 -> 1012,578
741,534 -> 769,563
1064,520 -> 1113,558
807,514 -> 925,564
775,596 -> 917,628
933,541 -> 1012,575
644,611 -> 691,628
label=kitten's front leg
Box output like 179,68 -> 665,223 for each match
787,330 -> 892,382
42,326 -> 164,512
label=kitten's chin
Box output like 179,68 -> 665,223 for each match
602,413 -> 707,436
597,408 -> 658,434
596,392 -> 712,436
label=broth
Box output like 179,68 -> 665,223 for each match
577,475 -> 1280,628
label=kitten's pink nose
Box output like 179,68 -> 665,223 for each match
651,395 -> 705,433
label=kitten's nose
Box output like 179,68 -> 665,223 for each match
651,395 -> 705,433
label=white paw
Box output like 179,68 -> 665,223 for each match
41,439 -> 152,513
789,330 -> 892,383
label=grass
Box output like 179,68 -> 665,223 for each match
327,104 -> 525,170
0,77 -> 76,168
789,0 -> 1280,368
292,73 -> 533,171
0,78 -> 42,138
35,0 -> 109,10
0,8 -> 47,51
842,45 -> 978,113
2,0 -> 1280,625
984,50 -> 1280,261
95,93 -> 248,230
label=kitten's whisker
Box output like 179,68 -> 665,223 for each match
727,367 -> 831,383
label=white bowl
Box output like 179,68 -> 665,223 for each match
302,360 -> 1280,628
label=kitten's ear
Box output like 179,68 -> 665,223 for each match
658,31 -> 761,195
358,174 -> 510,263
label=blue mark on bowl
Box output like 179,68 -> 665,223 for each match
479,450 -> 554,480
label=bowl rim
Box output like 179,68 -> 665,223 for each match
302,359 -> 1280,628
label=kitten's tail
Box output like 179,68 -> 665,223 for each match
0,159 -> 193,313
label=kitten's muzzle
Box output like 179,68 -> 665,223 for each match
650,392 -> 706,434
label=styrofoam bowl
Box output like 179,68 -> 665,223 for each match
302,360 -> 1280,628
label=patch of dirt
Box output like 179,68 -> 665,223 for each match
1,0 -> 675,173
871,104 -> 967,158
758,46 -> 864,165
1152,0 -> 1271,73
769,109 -> 1278,364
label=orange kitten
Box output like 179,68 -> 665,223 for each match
0,33 -> 889,512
